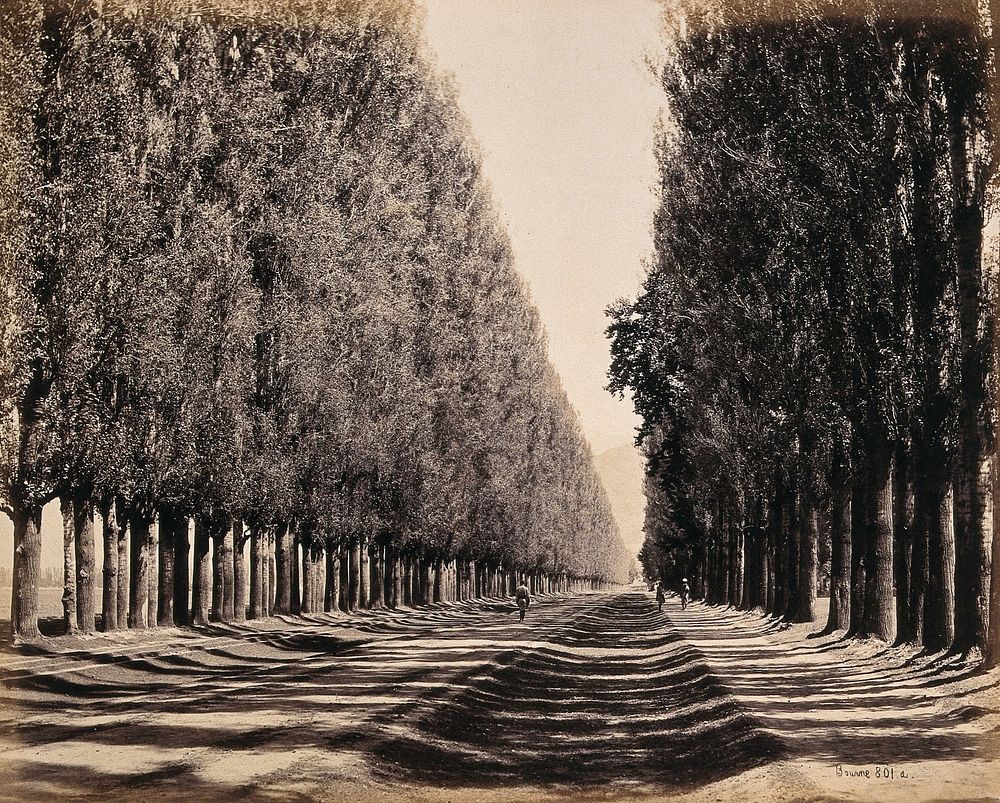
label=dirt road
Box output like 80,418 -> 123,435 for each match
0,592 -> 996,802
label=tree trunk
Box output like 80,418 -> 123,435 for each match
950,94 -> 991,656
61,496 -> 77,635
116,499 -> 129,628
893,443 -> 914,645
157,509 -> 176,627
325,542 -> 339,612
795,493 -> 818,623
100,498 -> 117,631
249,523 -> 263,619
147,514 -> 158,628
848,462 -> 868,636
300,537 -> 314,615
862,442 -> 894,641
358,534 -> 369,610
349,538 -> 361,610
74,491 -> 96,634
952,438 -> 991,656
274,522 -> 292,615
732,512 -> 744,608
371,541 -> 385,609
233,520 -> 246,622
11,505 -> 43,639
921,459 -> 955,651
391,548 -> 402,608
784,480 -> 800,622
266,527 -> 275,615
212,529 -> 225,623
128,512 -> 150,629
422,558 -> 433,604
827,479 -> 852,632
907,490 -> 929,646
174,517 -> 190,626
290,528 -> 301,614
191,519 -> 211,625
339,541 -> 350,611
772,476 -> 786,616
985,456 -> 1000,667
402,552 -> 413,606
433,557 -> 443,603
222,524 -> 235,621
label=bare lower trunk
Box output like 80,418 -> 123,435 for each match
893,443 -> 914,645
764,496 -> 775,614
11,505 -> 43,639
402,553 -> 413,606
174,518 -> 190,626
61,497 -> 77,634
339,541 -> 349,611
233,521 -> 246,622
128,512 -> 151,629
274,522 -> 292,615
358,534 -> 369,609
212,530 -> 225,623
923,468 -> 955,651
191,519 -> 211,626
300,539 -> 314,615
433,557 -> 443,603
784,480 -> 800,622
907,493 -> 929,646
325,542 -> 339,612
371,541 -> 384,609
74,492 -> 96,634
795,493 -> 818,623
349,538 -> 361,610
266,528 -> 275,615
422,558 -> 433,604
862,443 -> 895,642
771,475 -> 786,616
100,498 -> 118,631
952,441 -> 991,656
290,529 -> 301,615
147,515 -> 158,628
116,499 -> 129,628
848,462 -> 869,636
391,548 -> 402,608
157,509 -> 176,627
985,455 -> 1000,667
827,481 -> 851,632
222,524 -> 235,621
250,524 -> 263,619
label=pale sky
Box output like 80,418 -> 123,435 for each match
422,0 -> 663,455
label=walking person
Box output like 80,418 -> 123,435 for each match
680,577 -> 690,610
515,579 -> 530,623
656,582 -> 665,612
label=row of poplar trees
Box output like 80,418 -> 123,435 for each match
0,0 -> 631,639
609,0 -> 1000,665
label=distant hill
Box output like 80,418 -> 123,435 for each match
594,442 -> 646,556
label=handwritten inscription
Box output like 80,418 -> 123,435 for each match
836,765 -> 910,781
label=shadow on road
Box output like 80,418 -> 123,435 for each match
373,593 -> 783,789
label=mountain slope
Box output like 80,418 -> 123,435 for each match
594,443 -> 646,556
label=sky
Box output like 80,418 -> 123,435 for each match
421,0 -> 664,455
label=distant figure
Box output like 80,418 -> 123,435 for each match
680,577 -> 690,610
515,581 -> 531,623
656,583 -> 666,612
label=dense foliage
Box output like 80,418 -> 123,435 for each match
0,0 -> 630,638
609,0 -> 1000,663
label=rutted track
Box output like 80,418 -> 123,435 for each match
0,592 -> 781,801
